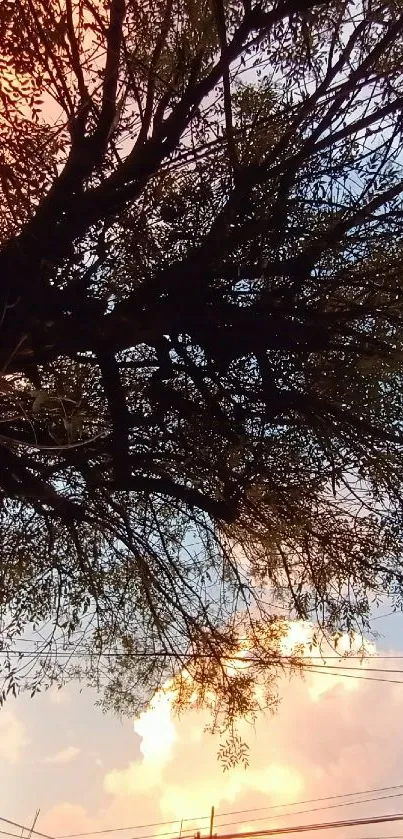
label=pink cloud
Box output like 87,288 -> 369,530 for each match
39,637 -> 403,839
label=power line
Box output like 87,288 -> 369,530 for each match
291,664 -> 403,680
214,792 -> 403,832
6,645 -> 403,685
371,610 -> 399,621
239,656 -> 403,663
0,816 -> 53,839
215,785 -> 403,819
0,637 -> 401,665
11,639 -> 403,661
57,784 -> 403,838
103,812 -> 403,839
300,658 -> 403,663
211,811 -> 403,839
59,822 -> 201,839
0,830 -> 44,839
109,827 -> 188,839
3,648 -> 403,668
297,665 -> 403,686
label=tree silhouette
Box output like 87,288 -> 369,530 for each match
1,0 -> 403,733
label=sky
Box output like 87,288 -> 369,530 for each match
3,611 -> 403,839
3,10 -> 403,838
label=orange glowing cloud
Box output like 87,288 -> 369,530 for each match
38,623 -> 402,839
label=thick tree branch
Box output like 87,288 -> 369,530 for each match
114,474 -> 237,522
93,0 -> 126,150
97,348 -> 131,484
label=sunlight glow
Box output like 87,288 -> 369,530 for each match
134,689 -> 177,763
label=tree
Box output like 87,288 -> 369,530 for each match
1,0 -> 403,741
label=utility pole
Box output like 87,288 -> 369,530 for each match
209,807 -> 215,839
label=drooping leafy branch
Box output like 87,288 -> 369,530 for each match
1,0 -> 403,730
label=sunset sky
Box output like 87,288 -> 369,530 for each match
4,611 -> 403,839
2,6 -> 403,839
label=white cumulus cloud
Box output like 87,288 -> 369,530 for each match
40,627 -> 403,839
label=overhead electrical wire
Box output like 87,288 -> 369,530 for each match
215,785 -> 403,819
211,811 -> 403,839
10,638 -> 403,662
0,815 -> 53,839
57,783 -> 403,838
5,649 -> 403,686
212,792 -> 403,832
300,665 -> 403,675
80,811 -> 403,839
0,831 -> 46,839
4,648 -> 403,671
296,666 -> 403,686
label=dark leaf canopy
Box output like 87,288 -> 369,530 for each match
1,0 -> 403,736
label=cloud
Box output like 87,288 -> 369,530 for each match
134,689 -> 177,763
41,627 -> 403,839
100,633 -> 388,826
43,745 -> 81,764
0,710 -> 30,763
40,803 -> 96,836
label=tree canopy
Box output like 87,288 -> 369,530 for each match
1,0 -> 403,741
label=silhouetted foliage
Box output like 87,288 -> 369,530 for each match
1,0 -> 403,741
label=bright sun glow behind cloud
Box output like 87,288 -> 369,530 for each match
37,620 -> 403,839
128,621 -> 375,772
134,689 -> 177,763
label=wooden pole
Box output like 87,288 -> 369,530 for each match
209,807 -> 215,838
